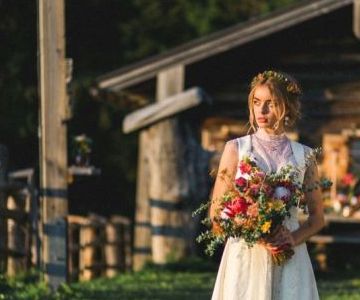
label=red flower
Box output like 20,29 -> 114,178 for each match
235,177 -> 248,190
239,162 -> 252,174
341,173 -> 357,187
224,197 -> 249,217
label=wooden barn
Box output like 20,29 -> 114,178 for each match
96,0 -> 360,270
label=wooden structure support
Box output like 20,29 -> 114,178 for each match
149,65 -> 186,264
38,0 -> 68,289
123,87 -> 211,133
354,0 -> 360,39
96,0 -> 352,91
133,130 -> 152,271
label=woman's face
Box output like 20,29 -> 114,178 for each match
252,85 -> 279,131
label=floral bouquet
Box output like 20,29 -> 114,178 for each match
194,155 -> 312,266
71,134 -> 93,166
334,172 -> 360,217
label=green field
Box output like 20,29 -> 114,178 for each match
1,259 -> 360,300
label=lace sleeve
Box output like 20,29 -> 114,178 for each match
303,145 -> 317,186
209,139 -> 238,222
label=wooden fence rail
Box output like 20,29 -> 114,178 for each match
0,173 -> 132,282
0,181 -> 33,276
67,214 -> 132,282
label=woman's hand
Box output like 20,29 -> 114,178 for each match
259,225 -> 295,253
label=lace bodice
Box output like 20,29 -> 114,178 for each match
251,129 -> 296,173
232,129 -> 309,231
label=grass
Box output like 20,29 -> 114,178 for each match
1,258 -> 360,299
317,270 -> 360,300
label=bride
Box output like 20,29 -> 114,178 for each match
210,70 -> 325,300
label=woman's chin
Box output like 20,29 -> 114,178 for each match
257,123 -> 270,129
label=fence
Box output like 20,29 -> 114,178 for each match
0,168 -> 132,281
67,214 -> 132,282
0,176 -> 35,276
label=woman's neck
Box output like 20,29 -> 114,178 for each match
257,127 -> 285,137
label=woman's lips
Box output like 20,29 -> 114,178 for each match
257,117 -> 268,123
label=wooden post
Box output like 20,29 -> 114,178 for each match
354,0 -> 360,39
38,0 -> 68,288
104,216 -> 131,277
79,221 -> 98,281
133,130 -> 152,270
6,193 -> 30,276
0,145 -> 9,273
148,65 -> 187,264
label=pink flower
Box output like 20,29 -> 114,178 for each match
249,183 -> 261,196
262,184 -> 274,197
256,171 -> 266,179
220,207 -> 232,220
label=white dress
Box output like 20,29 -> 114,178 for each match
211,133 -> 319,300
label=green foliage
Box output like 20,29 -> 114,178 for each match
0,270 -> 50,300
1,0 -> 301,217
2,265 -> 360,299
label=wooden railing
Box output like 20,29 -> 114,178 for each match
0,168 -> 132,281
0,179 -> 35,276
67,214 -> 132,282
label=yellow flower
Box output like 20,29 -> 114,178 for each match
272,199 -> 285,211
261,221 -> 272,233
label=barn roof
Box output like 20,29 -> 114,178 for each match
96,0 -> 353,92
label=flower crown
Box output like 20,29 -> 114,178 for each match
251,70 -> 302,96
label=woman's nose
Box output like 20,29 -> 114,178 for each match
261,104 -> 269,114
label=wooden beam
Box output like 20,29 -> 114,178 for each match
123,87 -> 211,133
149,65 -> 187,264
97,0 -> 352,91
132,130 -> 152,271
38,0 -> 68,289
308,234 -> 360,244
354,0 -> 360,39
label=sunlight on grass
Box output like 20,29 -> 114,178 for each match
2,259 -> 360,299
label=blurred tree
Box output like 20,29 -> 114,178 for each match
0,0 -> 301,216
0,1 -> 37,169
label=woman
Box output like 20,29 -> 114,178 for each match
210,70 -> 325,300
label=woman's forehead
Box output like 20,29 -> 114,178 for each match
253,85 -> 272,99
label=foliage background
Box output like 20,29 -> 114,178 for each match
0,0 -> 300,217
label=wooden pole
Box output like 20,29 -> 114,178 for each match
354,0 -> 360,39
38,0 -> 68,288
149,65 -> 187,264
79,221 -> 97,281
133,130 -> 152,270
0,145 -> 9,273
6,193 -> 30,276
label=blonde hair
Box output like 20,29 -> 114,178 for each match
247,70 -> 302,133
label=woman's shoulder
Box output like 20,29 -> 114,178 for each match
290,140 -> 313,155
225,135 -> 251,145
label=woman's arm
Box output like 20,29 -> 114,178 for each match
290,157 -> 325,246
263,155 -> 325,248
209,140 -> 238,231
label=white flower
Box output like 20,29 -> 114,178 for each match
274,186 -> 291,200
220,208 -> 231,220
350,196 -> 358,206
333,201 -> 342,213
236,169 -> 251,180
240,173 -> 251,180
